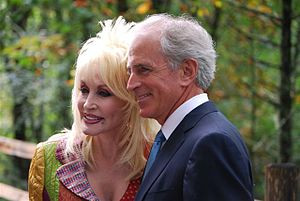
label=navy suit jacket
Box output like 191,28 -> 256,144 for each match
135,101 -> 253,201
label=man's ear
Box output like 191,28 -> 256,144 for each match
179,58 -> 198,86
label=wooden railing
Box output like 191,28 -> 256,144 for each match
0,136 -> 36,201
0,136 -> 36,159
0,183 -> 29,201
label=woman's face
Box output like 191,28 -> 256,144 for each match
77,74 -> 126,137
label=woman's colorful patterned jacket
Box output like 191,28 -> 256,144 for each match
28,136 -> 141,201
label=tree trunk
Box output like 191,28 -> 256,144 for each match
279,0 -> 292,163
7,2 -> 33,180
265,163 -> 299,201
152,0 -> 170,12
12,97 -> 30,179
117,0 -> 128,13
211,5 -> 222,44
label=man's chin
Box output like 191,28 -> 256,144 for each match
139,108 -> 154,118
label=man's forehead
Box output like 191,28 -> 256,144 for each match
129,35 -> 161,55
131,28 -> 161,44
127,55 -> 145,68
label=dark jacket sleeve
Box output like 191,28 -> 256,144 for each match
183,133 -> 253,201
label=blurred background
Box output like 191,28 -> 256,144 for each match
0,0 -> 299,200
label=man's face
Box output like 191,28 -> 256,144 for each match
127,33 -> 184,124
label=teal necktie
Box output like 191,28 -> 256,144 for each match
143,130 -> 166,180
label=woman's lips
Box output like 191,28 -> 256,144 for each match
83,113 -> 103,124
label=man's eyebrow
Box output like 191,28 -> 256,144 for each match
134,64 -> 144,68
127,64 -> 142,69
134,64 -> 152,68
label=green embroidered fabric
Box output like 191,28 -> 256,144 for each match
44,142 -> 61,201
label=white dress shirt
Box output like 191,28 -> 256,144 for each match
161,93 -> 209,140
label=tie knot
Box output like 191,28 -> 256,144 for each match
154,130 -> 166,143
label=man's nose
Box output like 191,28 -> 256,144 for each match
127,73 -> 141,91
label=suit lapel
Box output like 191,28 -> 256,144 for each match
135,125 -> 185,201
135,101 -> 218,201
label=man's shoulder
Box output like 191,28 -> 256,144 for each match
187,101 -> 218,118
180,101 -> 220,130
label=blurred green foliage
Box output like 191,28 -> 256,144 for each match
0,0 -> 299,200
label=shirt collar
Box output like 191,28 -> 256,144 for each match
161,93 -> 209,140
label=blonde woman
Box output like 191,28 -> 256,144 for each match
28,16 -> 159,201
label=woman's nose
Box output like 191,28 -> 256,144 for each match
83,94 -> 97,110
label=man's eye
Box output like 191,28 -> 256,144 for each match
137,66 -> 152,75
97,90 -> 111,97
127,68 -> 132,75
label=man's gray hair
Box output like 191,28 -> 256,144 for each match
134,13 -> 217,90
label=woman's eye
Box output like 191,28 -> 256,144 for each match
80,87 -> 89,94
98,90 -> 111,97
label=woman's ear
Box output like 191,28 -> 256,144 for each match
179,58 -> 198,86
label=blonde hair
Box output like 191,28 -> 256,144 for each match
64,16 -> 159,180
